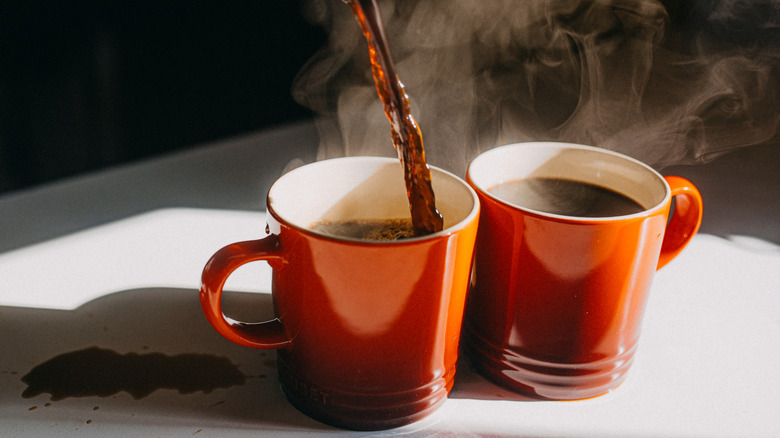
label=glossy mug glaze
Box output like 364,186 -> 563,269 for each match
200,157 -> 479,430
464,142 -> 703,400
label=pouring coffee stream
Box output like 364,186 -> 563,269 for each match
346,0 -> 443,236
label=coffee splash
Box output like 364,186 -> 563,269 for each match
345,0 -> 443,235
21,347 -> 246,400
294,0 -> 779,173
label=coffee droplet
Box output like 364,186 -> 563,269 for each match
21,347 -> 245,400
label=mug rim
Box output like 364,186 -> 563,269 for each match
467,142 -> 671,223
267,156 -> 480,245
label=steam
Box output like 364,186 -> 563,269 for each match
293,0 -> 780,173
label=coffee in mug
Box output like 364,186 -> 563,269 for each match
309,218 -> 414,240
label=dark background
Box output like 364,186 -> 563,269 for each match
0,1 -> 326,194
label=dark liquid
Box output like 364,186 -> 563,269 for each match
489,178 -> 645,217
21,347 -> 245,400
347,0 -> 443,236
310,218 -> 415,241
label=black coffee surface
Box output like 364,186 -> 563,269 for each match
489,178 -> 645,217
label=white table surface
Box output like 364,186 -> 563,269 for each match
1,120 -> 778,437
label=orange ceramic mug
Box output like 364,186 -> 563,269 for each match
200,157 -> 479,430
464,142 -> 702,400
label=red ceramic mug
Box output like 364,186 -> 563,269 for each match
464,142 -> 702,400
200,157 -> 479,430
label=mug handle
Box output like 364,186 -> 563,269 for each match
199,235 -> 292,349
656,176 -> 703,269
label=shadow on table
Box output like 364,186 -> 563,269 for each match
450,358 -> 539,402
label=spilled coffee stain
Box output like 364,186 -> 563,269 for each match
21,346 -> 245,400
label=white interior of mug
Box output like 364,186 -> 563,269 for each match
268,157 -> 478,238
468,142 -> 669,217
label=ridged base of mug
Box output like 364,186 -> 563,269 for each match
277,362 -> 452,431
464,327 -> 635,400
